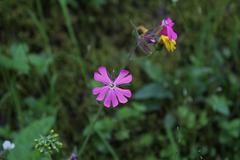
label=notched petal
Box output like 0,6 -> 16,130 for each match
94,66 -> 112,85
114,70 -> 132,86
114,87 -> 132,104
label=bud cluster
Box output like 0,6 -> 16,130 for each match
34,129 -> 63,154
134,18 -> 178,54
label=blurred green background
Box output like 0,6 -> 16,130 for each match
0,0 -> 240,159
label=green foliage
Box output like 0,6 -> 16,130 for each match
8,117 -> 55,160
206,95 -> 232,116
0,43 -> 52,75
0,44 -> 29,73
0,0 -> 240,159
135,83 -> 173,99
28,54 -> 52,75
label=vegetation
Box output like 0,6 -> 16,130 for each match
0,0 -> 239,159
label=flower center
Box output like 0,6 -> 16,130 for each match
161,20 -> 166,27
109,83 -> 115,89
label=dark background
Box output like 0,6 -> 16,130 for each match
0,0 -> 240,159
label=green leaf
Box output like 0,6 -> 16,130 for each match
222,47 -> 231,58
9,43 -> 30,73
11,58 -> 29,73
135,83 -> 173,100
95,117 -> 113,131
228,119 -> 240,138
118,107 -> 132,119
89,0 -> 106,10
139,134 -> 153,147
220,119 -> 240,138
90,79 -> 103,88
28,53 -> 52,74
9,116 -> 55,160
219,131 -> 232,144
28,54 -> 45,66
177,105 -> 196,129
199,111 -> 208,127
206,95 -> 231,116
130,20 -> 139,40
164,113 -> 176,129
136,60 -> 165,82
189,67 -> 213,78
0,43 -> 30,73
160,145 -> 174,158
132,102 -> 146,112
115,130 -> 130,140
24,96 -> 37,107
0,54 -> 12,69
9,43 -> 29,58
147,155 -> 158,160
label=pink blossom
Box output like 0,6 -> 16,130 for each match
92,66 -> 132,107
159,18 -> 177,41
71,154 -> 78,160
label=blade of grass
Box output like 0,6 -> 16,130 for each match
231,16 -> 239,71
58,0 -> 79,52
26,8 -> 52,55
212,0 -> 230,33
165,127 -> 180,160
36,0 -> 44,24
49,74 -> 57,106
25,8 -> 59,106
0,92 -> 10,110
96,130 -> 120,160
10,77 -> 23,128
0,68 -> 23,128
58,0 -> 87,80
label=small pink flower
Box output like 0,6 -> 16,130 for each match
92,66 -> 132,107
71,154 -> 78,160
159,18 -> 177,41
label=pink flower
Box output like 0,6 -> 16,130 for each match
159,18 -> 177,41
92,66 -> 132,107
71,154 -> 78,160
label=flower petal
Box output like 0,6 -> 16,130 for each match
92,86 -> 109,101
171,30 -> 177,41
159,27 -> 168,36
92,87 -> 102,95
116,87 -> 132,97
160,27 -> 177,41
114,70 -> 132,86
114,87 -> 132,103
10,144 -> 15,149
165,18 -> 174,27
3,140 -> 11,150
94,66 -> 112,85
166,27 -> 177,41
104,89 -> 118,107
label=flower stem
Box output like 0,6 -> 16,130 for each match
96,130 -> 119,160
78,104 -> 104,158
120,40 -> 137,70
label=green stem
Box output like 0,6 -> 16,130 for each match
96,130 -> 119,160
10,78 -> 23,128
165,127 -> 180,160
36,0 -> 44,24
120,40 -> 137,70
26,7 -> 52,55
78,104 -> 104,158
58,0 -> 79,51
58,0 -> 87,80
